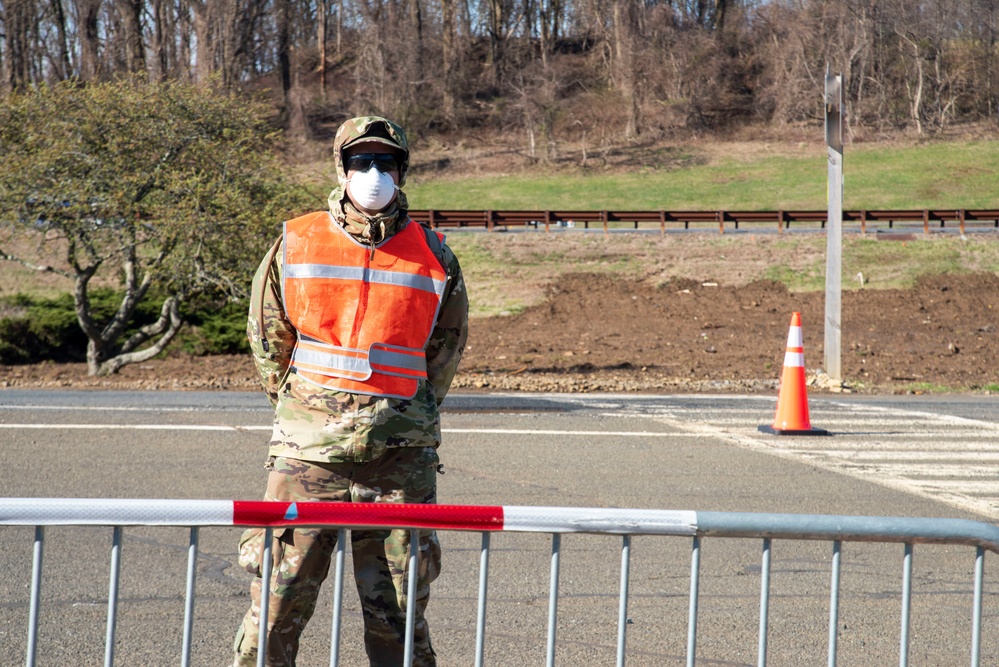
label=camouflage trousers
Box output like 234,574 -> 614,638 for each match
231,448 -> 442,667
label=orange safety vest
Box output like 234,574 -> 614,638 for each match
283,212 -> 448,399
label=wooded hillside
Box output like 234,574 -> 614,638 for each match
2,0 -> 998,149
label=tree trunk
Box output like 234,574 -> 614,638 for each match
486,0 -> 502,85
613,0 -> 639,138
277,0 -> 291,99
441,0 -> 456,124
75,0 -> 102,81
114,0 -> 147,74
189,0 -> 214,83
3,0 -> 32,89
52,0 -> 75,79
318,0 -> 327,99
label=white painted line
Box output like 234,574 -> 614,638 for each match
903,480 -> 999,493
0,404 -> 263,413
443,428 -> 694,437
0,423 -> 271,431
833,463 -> 999,479
0,424 -> 696,438
793,451 -> 999,461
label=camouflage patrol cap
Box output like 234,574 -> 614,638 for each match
334,116 -> 410,187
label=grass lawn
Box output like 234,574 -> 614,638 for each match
405,139 -> 999,211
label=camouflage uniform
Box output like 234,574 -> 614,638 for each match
233,117 -> 468,667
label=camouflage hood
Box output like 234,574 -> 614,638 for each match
328,116 -> 410,240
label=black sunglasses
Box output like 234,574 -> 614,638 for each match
345,153 -> 400,173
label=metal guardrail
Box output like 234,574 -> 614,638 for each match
3,498 -> 997,667
409,208 -> 999,234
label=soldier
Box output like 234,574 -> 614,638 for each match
231,116 -> 468,667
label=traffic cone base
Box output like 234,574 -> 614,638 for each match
759,312 -> 830,437
758,424 -> 829,436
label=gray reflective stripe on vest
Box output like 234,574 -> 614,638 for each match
292,344 -> 427,377
284,263 -> 447,296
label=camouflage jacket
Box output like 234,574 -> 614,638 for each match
247,218 -> 468,463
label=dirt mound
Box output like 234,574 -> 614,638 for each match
2,273 -> 997,394
456,272 -> 999,394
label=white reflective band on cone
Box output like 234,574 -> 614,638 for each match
785,326 -> 803,347
501,506 -> 698,535
784,351 -> 805,367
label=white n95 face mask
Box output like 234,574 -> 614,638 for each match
348,166 -> 397,211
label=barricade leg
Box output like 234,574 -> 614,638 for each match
828,540 -> 841,667
475,532 -> 490,667
256,527 -> 274,667
616,535 -> 631,667
329,528 -> 346,667
27,525 -> 44,667
758,538 -> 772,667
972,547 -> 984,667
547,533 -> 561,667
687,536 -> 700,667
105,526 -> 122,667
403,529 -> 419,667
181,527 -> 199,667
900,544 -> 913,667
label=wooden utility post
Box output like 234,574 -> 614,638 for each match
824,65 -> 843,382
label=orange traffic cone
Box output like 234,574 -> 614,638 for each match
758,312 -> 829,436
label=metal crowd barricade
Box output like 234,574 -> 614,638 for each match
3,498 -> 998,667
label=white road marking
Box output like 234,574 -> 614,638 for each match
628,399 -> 999,520
0,423 -> 696,438
0,423 -> 272,431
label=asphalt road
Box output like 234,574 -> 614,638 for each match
1,390 -> 998,666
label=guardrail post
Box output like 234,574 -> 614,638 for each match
923,209 -> 930,235
544,210 -> 551,233
861,210 -> 868,235
717,211 -> 724,234
777,210 -> 784,235
486,210 -> 494,232
428,210 -> 436,229
960,209 -> 966,236
660,210 -> 666,236
602,210 -> 609,237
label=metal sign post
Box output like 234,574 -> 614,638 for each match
824,65 -> 843,382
